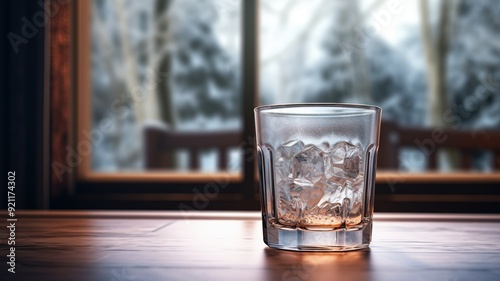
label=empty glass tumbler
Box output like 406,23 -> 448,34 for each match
255,104 -> 382,251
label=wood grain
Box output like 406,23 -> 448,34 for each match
2,212 -> 500,281
49,0 -> 72,199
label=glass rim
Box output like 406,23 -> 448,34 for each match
254,103 -> 382,114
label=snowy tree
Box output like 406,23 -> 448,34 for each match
91,0 -> 241,170
305,1 -> 371,103
419,0 -> 455,127
365,36 -> 426,126
447,0 -> 500,129
92,0 -> 159,169
169,0 -> 241,130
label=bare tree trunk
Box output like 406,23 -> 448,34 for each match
419,0 -> 459,169
92,3 -> 127,168
115,0 -> 145,124
348,0 -> 372,103
419,0 -> 451,127
436,0 -> 452,124
154,0 -> 175,128
141,3 -> 161,123
152,0 -> 177,168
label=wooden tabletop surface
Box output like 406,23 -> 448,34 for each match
2,211 -> 500,281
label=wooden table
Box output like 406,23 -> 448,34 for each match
3,212 -> 500,281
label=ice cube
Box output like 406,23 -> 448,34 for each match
277,140 -> 304,158
277,180 -> 293,202
325,141 -> 362,179
319,141 -> 330,152
278,197 -> 302,226
344,155 -> 361,178
289,183 -> 308,200
305,177 -> 364,226
344,174 -> 365,225
341,197 -> 351,224
299,185 -> 324,210
347,173 -> 364,196
320,178 -> 344,203
275,140 -> 304,184
293,178 -> 314,186
292,145 -> 325,184
346,201 -> 363,225
317,201 -> 342,216
275,140 -> 366,227
277,181 -> 303,226
275,157 -> 291,182
280,182 -> 324,216
350,172 -> 365,193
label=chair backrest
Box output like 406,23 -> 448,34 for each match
145,122 -> 500,171
144,126 -> 242,170
378,120 -> 500,170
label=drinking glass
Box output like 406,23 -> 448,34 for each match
254,104 -> 382,251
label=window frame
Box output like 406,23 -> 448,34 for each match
48,0 -> 500,211
48,0 -> 259,210
76,0 -> 247,183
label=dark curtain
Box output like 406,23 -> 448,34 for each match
1,0 -> 46,209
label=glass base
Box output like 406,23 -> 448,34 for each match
263,219 -> 372,252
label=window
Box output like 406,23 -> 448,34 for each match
56,0 -> 257,210
78,0 -> 246,182
48,0 -> 500,210
258,0 -> 500,180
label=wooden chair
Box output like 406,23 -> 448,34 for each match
145,121 -> 500,171
378,120 -> 500,170
144,125 -> 242,170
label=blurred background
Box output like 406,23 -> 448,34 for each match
90,0 -> 500,174
2,0 -> 500,211
90,0 -> 243,173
